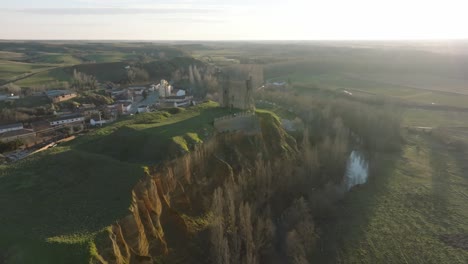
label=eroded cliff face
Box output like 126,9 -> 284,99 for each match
93,114 -> 298,264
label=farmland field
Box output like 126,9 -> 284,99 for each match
316,134 -> 468,263
0,60 -> 53,84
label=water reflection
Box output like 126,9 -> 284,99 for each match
345,150 -> 369,190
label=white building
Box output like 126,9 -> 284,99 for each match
137,105 -> 149,113
119,103 -> 132,113
90,119 -> 113,126
157,79 -> 173,98
49,115 -> 85,126
173,89 -> 186,97
0,123 -> 23,134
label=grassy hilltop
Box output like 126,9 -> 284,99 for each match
0,101 -> 235,263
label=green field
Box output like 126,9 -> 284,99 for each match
0,51 -> 25,60
317,134 -> 468,263
32,53 -> 82,65
0,41 -> 188,87
14,67 -> 70,87
267,70 -> 468,109
0,101 -> 233,263
403,109 -> 468,128
0,60 -> 53,83
74,101 -> 234,164
81,52 -> 139,63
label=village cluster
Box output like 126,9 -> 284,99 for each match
0,79 -> 194,162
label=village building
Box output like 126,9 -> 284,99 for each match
128,86 -> 146,96
89,112 -> 115,126
137,105 -> 149,113
0,123 -> 24,134
157,79 -> 173,98
173,89 -> 186,97
111,89 -> 127,98
49,114 -> 85,126
0,94 -> 20,101
79,104 -> 100,117
45,90 -> 77,103
0,129 -> 35,143
115,102 -> 132,114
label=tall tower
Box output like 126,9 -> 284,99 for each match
245,76 -> 254,110
220,74 -> 231,108
218,71 -> 255,110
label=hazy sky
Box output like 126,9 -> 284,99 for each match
1,0 -> 467,40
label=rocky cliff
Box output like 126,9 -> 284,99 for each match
92,111 -> 299,264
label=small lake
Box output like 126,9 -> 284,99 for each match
345,150 -> 369,190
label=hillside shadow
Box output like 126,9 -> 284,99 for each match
312,148 -> 401,263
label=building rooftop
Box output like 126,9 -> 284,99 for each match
45,90 -> 76,97
128,86 -> 146,90
49,114 -> 84,122
80,103 -> 96,109
0,129 -> 34,138
0,123 -> 23,130
31,120 -> 51,131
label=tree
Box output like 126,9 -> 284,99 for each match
210,188 -> 230,264
3,83 -> 21,95
188,65 -> 195,85
72,69 -> 98,90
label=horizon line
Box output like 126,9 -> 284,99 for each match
1,38 -> 468,42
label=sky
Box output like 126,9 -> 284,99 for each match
1,0 -> 468,40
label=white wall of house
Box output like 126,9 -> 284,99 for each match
134,89 -> 144,95
90,119 -> 111,126
174,101 -> 190,107
137,106 -> 149,113
175,89 -> 186,96
123,104 -> 132,112
50,117 -> 85,126
0,124 -> 23,134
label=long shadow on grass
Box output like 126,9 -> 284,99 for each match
428,138 -> 453,221
312,148 -> 401,263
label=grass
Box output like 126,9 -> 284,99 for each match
0,51 -> 24,60
0,60 -> 53,83
316,134 -> 468,263
0,101 -> 233,263
32,53 -> 82,65
0,146 -> 142,263
75,101 -> 235,165
82,52 -> 138,63
0,95 -> 51,109
272,72 -> 468,109
14,67 -> 71,87
255,101 -> 297,119
402,109 -> 468,127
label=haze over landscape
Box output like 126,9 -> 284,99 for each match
2,0 -> 468,40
